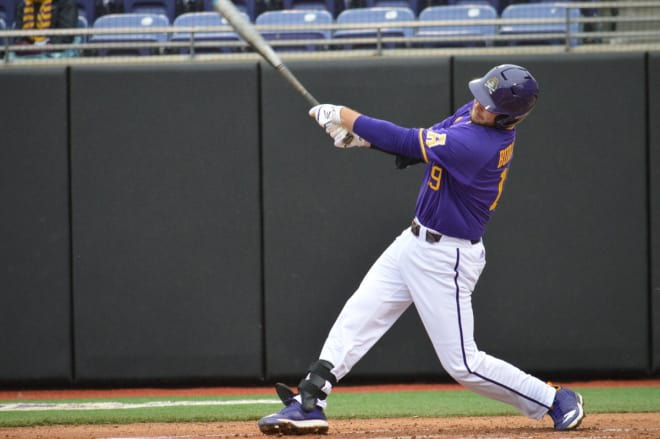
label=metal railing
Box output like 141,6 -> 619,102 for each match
1,1 -> 660,64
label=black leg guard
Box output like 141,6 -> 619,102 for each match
274,382 -> 296,404
298,360 -> 337,412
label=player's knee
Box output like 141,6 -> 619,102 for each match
298,359 -> 337,412
440,356 -> 474,383
446,365 -> 473,383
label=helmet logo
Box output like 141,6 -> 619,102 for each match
484,76 -> 499,95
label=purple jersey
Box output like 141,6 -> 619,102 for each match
353,101 -> 516,240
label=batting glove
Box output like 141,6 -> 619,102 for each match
327,123 -> 370,149
309,104 -> 343,129
309,104 -> 370,148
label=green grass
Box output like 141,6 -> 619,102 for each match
0,386 -> 658,428
327,387 -> 660,418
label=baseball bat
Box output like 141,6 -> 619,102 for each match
212,0 -> 353,143
213,0 -> 319,106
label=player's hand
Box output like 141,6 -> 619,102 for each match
327,123 -> 370,148
309,104 -> 343,129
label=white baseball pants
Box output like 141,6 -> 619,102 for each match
319,224 -> 555,420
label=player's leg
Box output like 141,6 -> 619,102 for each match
402,237 -> 583,429
318,231 -> 414,382
258,229 -> 413,435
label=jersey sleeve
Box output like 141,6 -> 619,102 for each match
353,115 -> 425,160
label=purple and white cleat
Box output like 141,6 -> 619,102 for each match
258,399 -> 329,435
548,386 -> 585,431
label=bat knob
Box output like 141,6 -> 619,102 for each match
342,133 -> 354,145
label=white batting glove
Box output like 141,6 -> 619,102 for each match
326,123 -> 347,143
327,123 -> 370,148
341,133 -> 370,148
309,104 -> 343,129
309,104 -> 370,148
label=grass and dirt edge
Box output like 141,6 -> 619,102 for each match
0,386 -> 659,427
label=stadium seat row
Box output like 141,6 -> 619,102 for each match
0,0 -> 581,26
82,3 -> 581,55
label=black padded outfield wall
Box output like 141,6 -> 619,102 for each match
0,69 -> 73,384
453,54 -> 649,375
1,55 -> 657,387
650,52 -> 660,373
261,58 -> 452,381
69,64 -> 263,384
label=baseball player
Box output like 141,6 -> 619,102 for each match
258,64 -> 585,435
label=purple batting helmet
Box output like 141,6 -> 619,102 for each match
469,64 -> 539,128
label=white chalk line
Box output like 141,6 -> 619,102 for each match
0,399 -> 280,412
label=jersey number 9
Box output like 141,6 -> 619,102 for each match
428,166 -> 443,191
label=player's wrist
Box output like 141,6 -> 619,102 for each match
339,108 -> 361,132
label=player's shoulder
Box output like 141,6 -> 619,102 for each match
447,123 -> 515,157
430,102 -> 472,130
455,101 -> 473,115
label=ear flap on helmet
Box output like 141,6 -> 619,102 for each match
494,114 -> 515,130
494,110 -> 533,130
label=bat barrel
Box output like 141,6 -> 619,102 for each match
214,0 -> 320,108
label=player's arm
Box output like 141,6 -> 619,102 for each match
343,105 -> 466,165
338,107 -> 424,168
352,115 -> 422,158
354,116 -> 426,168
337,107 -> 423,160
309,104 -> 424,156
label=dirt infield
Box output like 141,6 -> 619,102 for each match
1,380 -> 659,439
2,413 -> 659,439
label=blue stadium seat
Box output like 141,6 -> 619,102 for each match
90,13 -> 170,55
448,0 -> 501,15
77,15 -> 89,42
365,0 -> 419,16
334,7 -> 415,48
76,0 -> 97,24
0,17 -> 5,50
171,11 -> 245,53
283,0 -> 341,18
123,0 -> 176,23
0,0 -> 15,27
415,4 -> 497,47
255,10 -> 332,51
203,0 -> 257,22
538,0 -> 598,18
499,3 -> 582,46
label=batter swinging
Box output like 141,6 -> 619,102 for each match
258,64 -> 585,435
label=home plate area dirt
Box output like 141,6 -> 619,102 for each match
2,413 -> 660,439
